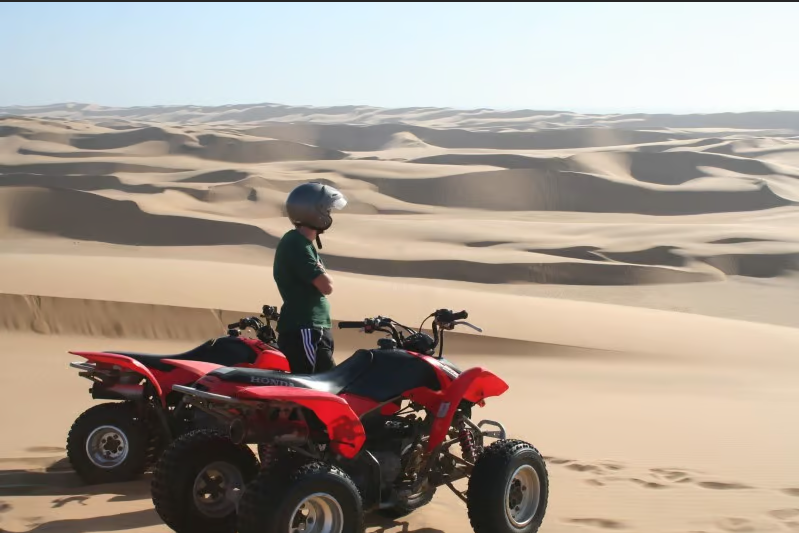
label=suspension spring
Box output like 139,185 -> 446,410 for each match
458,422 -> 478,463
258,443 -> 275,469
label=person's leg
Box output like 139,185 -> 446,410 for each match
276,330 -> 314,374
312,327 -> 336,373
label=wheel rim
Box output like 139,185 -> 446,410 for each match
504,464 -> 541,528
192,461 -> 245,518
85,425 -> 129,469
288,492 -> 344,533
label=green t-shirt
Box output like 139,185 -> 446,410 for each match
273,229 -> 332,332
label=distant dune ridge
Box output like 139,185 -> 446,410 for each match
1,102 -> 798,291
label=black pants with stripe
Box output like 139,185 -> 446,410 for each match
277,327 -> 336,375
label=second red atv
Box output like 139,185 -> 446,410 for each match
149,308 -> 549,533
66,305 -> 291,485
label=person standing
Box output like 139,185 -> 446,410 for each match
272,182 -> 347,374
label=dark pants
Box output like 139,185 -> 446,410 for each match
277,327 -> 335,374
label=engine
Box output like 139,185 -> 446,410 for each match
363,417 -> 418,491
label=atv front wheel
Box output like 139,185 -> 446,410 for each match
66,401 -> 149,485
150,429 -> 259,533
238,461 -> 364,533
466,439 -> 549,533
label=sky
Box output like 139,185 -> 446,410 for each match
1,2 -> 798,114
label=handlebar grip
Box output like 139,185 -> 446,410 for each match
338,321 -> 365,329
227,322 -> 240,329
452,310 -> 468,320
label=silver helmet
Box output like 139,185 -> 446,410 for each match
285,182 -> 347,232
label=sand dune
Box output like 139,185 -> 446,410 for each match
1,102 -> 799,533
357,167 -> 793,214
1,110 -> 798,287
4,102 -> 799,133
0,186 -> 279,247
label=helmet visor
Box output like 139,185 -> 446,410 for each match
331,195 -> 348,210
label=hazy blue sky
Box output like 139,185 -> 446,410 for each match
1,2 -> 797,113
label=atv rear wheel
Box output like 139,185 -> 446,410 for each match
150,429 -> 259,533
466,439 -> 549,533
66,401 -> 149,485
238,461 -> 363,533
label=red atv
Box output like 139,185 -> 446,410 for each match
150,309 -> 549,533
66,305 -> 291,485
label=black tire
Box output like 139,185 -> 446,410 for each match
238,461 -> 364,533
150,429 -> 259,533
466,439 -> 549,533
66,401 -> 149,485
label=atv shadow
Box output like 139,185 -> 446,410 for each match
0,459 -> 160,533
365,513 -> 446,533
0,457 -> 152,503
17,509 -> 161,533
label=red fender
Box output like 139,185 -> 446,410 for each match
236,386 -> 366,459
160,359 -> 225,378
71,351 -> 164,404
427,367 -> 509,452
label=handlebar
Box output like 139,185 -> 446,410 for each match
452,320 -> 483,333
227,304 -> 281,330
338,321 -> 366,329
337,308 -> 480,358
438,309 -> 468,322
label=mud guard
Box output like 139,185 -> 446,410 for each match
237,386 -> 367,459
160,359 -> 225,378
426,367 -> 509,452
70,351 -> 165,405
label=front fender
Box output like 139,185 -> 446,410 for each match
427,367 -> 509,452
237,386 -> 366,459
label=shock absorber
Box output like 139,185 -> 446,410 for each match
258,443 -> 275,469
457,420 -> 478,463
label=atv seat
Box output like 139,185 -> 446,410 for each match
206,347 -> 444,404
208,349 -> 375,395
109,337 -> 258,372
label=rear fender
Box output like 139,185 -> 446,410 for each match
70,351 -> 164,404
427,367 -> 509,452
236,386 -> 366,459
160,359 -> 225,379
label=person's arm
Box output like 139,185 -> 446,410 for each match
312,272 -> 333,295
294,244 -> 333,295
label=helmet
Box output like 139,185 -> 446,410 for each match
285,182 -> 347,232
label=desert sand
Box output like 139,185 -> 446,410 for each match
1,102 -> 799,533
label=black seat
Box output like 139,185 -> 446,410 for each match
208,349 -> 375,395
109,337 -> 257,372
208,348 -> 444,404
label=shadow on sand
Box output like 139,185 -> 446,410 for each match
0,457 -> 160,532
365,512 -> 447,533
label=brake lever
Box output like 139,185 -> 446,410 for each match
452,320 -> 483,333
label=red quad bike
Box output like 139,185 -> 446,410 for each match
150,309 -> 549,533
66,305 -> 291,485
